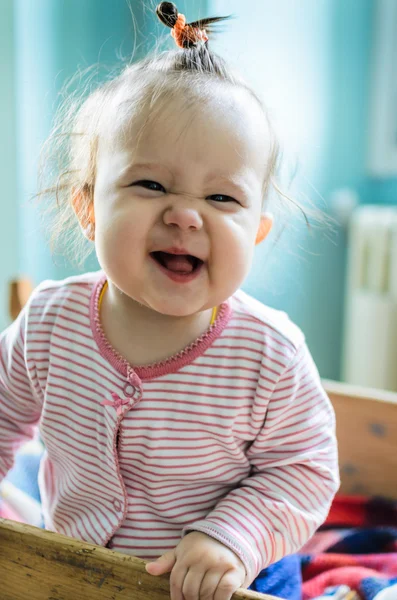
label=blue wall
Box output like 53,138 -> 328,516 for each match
211,0 -> 393,379
0,1 -> 18,331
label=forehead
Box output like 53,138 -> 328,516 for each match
99,82 -> 271,180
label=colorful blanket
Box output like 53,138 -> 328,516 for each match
1,445 -> 396,600
250,496 -> 397,600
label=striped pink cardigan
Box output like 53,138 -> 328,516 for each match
0,271 -> 339,582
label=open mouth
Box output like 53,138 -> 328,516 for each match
150,251 -> 204,275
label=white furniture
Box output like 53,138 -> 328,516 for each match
342,205 -> 397,391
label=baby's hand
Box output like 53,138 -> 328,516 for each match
145,531 -> 247,600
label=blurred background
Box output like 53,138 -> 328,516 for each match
1,0 -> 397,387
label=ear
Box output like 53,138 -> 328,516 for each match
71,186 -> 95,241
255,213 -> 273,245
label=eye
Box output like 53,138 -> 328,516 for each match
132,180 -> 166,192
207,194 -> 238,204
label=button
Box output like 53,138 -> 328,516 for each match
113,498 -> 122,512
123,383 -> 135,398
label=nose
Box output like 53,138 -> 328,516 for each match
163,202 -> 203,231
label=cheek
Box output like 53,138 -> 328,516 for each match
212,214 -> 257,278
95,200 -> 148,269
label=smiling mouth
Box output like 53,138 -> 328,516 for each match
150,251 -> 205,284
150,251 -> 203,274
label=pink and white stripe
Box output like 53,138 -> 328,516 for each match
0,271 -> 339,582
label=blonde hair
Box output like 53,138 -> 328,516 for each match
38,34 -> 310,267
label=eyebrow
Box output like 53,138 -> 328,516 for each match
206,173 -> 255,197
119,162 -> 171,179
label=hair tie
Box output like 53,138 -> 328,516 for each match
171,13 -> 208,49
156,2 -> 230,49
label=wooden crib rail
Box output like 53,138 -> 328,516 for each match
323,379 -> 397,499
0,518 -> 281,600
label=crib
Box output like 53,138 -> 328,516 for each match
1,378 -> 396,599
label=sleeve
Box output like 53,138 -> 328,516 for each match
0,307 -> 42,481
183,342 -> 340,584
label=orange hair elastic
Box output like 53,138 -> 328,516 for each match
171,13 -> 208,48
156,3 -> 229,50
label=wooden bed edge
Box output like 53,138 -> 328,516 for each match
322,378 -> 397,498
0,518 -> 282,600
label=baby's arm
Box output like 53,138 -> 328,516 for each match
182,342 -> 340,584
0,307 -> 42,482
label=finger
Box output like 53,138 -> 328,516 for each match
145,550 -> 176,576
182,567 -> 206,600
170,564 -> 189,600
198,568 -> 225,600
214,569 -> 244,600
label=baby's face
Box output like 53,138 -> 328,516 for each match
93,85 -> 272,316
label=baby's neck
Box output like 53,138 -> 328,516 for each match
100,283 -> 214,367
